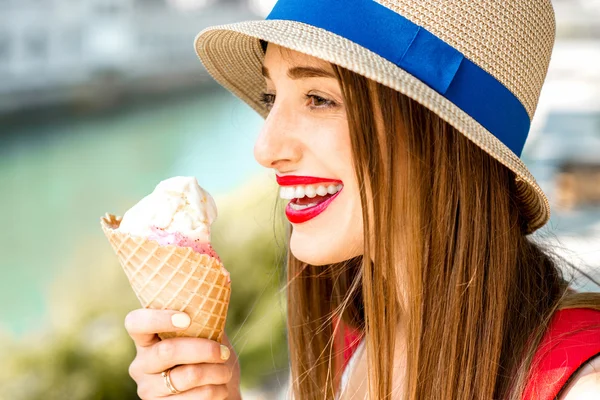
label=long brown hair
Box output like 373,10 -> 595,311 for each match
265,43 -> 600,400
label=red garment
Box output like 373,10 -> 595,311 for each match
333,308 -> 600,399
523,307 -> 600,399
332,315 -> 364,379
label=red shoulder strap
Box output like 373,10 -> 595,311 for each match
332,315 -> 364,375
522,307 -> 600,400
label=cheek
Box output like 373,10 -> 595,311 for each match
307,123 -> 353,164
288,118 -> 365,264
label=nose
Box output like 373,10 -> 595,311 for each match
253,101 -> 302,170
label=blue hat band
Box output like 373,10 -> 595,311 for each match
266,0 -> 531,157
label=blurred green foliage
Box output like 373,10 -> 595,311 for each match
0,175 -> 289,399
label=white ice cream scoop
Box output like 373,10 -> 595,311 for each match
117,176 -> 217,243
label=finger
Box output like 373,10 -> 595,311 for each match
142,337 -> 229,374
170,384 -> 228,400
124,309 -> 191,348
152,363 -> 233,396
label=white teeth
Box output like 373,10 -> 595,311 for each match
279,183 -> 343,200
294,186 -> 306,198
305,185 -> 317,198
279,187 -> 295,200
286,187 -> 296,199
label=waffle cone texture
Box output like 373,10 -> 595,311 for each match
194,0 -> 556,233
101,213 -> 231,342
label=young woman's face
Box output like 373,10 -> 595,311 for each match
254,44 -> 364,265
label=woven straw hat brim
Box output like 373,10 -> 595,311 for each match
194,19 -> 550,233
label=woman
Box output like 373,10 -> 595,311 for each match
124,0 -> 600,399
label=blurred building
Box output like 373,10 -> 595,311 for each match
0,0 -> 257,114
553,0 -> 600,39
522,0 -> 600,280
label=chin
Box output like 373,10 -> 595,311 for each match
289,226 -> 363,266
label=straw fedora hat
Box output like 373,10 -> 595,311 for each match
194,0 -> 555,234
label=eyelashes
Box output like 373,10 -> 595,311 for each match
258,92 -> 337,111
258,92 -> 275,109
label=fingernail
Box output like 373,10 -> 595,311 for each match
171,313 -> 190,328
220,344 -> 230,361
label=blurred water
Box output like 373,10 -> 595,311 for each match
0,87 -> 264,335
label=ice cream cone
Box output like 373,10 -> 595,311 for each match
101,213 -> 230,342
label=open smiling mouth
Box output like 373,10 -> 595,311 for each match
278,179 -> 344,224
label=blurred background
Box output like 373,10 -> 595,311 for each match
0,0 -> 598,399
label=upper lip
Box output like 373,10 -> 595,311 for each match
276,175 -> 343,186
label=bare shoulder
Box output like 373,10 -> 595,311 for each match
558,353 -> 600,399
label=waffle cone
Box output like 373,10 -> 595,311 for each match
101,213 -> 230,342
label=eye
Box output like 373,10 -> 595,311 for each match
306,94 -> 336,109
258,92 -> 337,111
259,92 -> 276,110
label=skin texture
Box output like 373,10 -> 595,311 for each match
255,44 -> 364,266
560,355 -> 600,400
124,308 -> 241,399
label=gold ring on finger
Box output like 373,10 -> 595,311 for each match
161,367 -> 181,395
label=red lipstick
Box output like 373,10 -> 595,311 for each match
276,175 -> 343,186
277,175 -> 344,224
285,190 -> 342,223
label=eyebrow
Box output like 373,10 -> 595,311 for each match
261,65 -> 336,80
